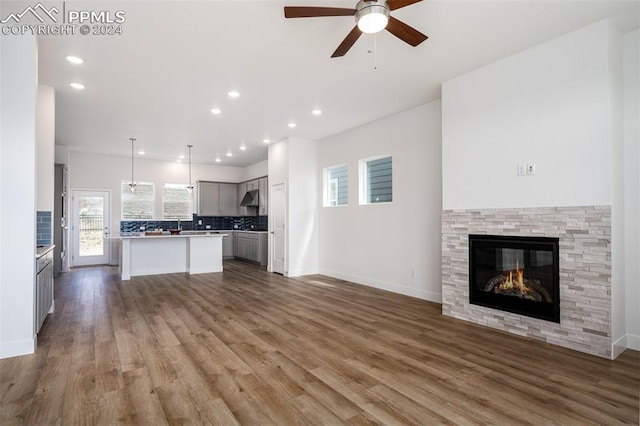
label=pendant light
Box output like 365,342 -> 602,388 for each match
129,138 -> 136,192
187,144 -> 194,192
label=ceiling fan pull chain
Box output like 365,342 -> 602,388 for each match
374,33 -> 378,70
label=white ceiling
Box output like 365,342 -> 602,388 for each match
37,0 -> 639,167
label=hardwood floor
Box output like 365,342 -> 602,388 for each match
1,261 -> 638,425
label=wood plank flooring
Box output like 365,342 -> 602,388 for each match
1,261 -> 638,425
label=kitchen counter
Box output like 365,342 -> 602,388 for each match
117,233 -> 226,280
119,232 -> 228,238
36,244 -> 55,258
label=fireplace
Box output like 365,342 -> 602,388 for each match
469,234 -> 560,323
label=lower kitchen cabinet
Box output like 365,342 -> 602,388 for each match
222,233 -> 233,258
35,249 -> 54,333
233,232 -> 267,266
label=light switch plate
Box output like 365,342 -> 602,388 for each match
517,164 -> 526,176
527,163 -> 536,175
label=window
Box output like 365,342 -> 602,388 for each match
162,183 -> 193,220
323,165 -> 348,206
359,156 -> 392,204
121,181 -> 154,220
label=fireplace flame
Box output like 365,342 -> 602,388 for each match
499,259 -> 531,294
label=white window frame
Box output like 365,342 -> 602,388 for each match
121,181 -> 155,220
323,164 -> 348,207
161,182 -> 193,220
359,155 -> 393,205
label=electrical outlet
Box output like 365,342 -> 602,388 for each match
205,225 -> 211,229
410,269 -> 416,278
517,164 -> 526,176
198,220 -> 203,225
527,163 -> 536,175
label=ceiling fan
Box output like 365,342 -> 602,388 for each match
284,0 -> 428,58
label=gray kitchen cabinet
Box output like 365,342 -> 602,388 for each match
222,232 -> 233,258
198,181 -> 220,216
233,231 -> 267,266
237,178 -> 267,216
219,183 -> 238,216
237,183 -> 248,216
199,181 -> 238,216
258,177 -> 268,215
246,180 -> 259,191
36,249 -> 54,333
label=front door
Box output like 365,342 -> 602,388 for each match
72,190 -> 111,266
270,182 -> 285,274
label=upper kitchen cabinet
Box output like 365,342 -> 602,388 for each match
237,177 -> 268,216
198,181 -> 239,216
237,184 -> 247,217
258,177 -> 268,216
218,184 -> 238,216
198,181 -> 219,216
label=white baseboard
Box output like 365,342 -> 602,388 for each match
0,336 -> 36,359
319,268 -> 442,303
612,334 -> 640,359
625,333 -> 640,351
286,268 -> 319,278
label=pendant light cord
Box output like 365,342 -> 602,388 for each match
129,138 -> 136,191
187,145 -> 193,191
374,33 -> 378,70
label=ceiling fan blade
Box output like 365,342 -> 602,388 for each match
331,26 -> 362,58
385,16 -> 428,47
387,0 -> 422,11
284,6 -> 356,18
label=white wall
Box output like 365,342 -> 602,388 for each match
244,159 -> 268,182
0,34 -> 38,358
623,29 -> 640,350
442,21 -> 612,210
288,138 -> 319,276
318,102 -> 442,302
36,86 -> 55,212
607,22 -> 625,356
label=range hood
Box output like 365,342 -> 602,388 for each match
240,189 -> 259,207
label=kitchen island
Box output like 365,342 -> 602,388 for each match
118,232 -> 227,280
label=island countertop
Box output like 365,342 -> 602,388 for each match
118,231 -> 228,239
118,232 -> 225,280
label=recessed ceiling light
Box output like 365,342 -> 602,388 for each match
215,157 -> 221,163
288,122 -> 297,128
226,151 -> 233,157
66,55 -> 84,64
227,91 -> 239,98
179,154 -> 185,159
263,139 -> 270,144
239,145 -> 247,151
70,82 -> 85,90
138,151 -> 145,155
312,109 -> 322,116
211,108 -> 221,114
177,159 -> 182,163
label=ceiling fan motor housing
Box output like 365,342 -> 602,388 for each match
355,0 -> 390,33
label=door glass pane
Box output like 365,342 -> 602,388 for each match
78,195 -> 104,256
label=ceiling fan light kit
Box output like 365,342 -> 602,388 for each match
355,0 -> 390,34
284,0 -> 427,58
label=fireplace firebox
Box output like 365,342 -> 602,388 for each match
469,234 -> 560,323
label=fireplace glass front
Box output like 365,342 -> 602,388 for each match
469,234 -> 560,323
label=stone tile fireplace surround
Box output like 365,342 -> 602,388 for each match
442,206 -> 612,358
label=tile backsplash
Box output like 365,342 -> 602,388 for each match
37,211 -> 52,245
120,214 -> 268,233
